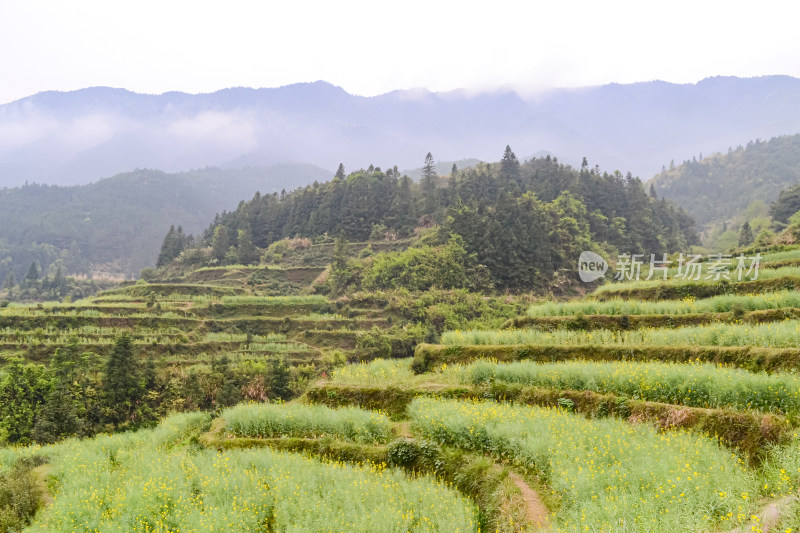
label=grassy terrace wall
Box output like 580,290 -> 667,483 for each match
0,341 -> 318,363
0,315 -> 386,336
305,383 -> 791,460
198,416 -> 534,532
101,283 -> 246,297
412,343 -> 800,373
505,307 -> 800,330
594,276 -> 800,301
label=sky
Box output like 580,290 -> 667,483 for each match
0,0 -> 797,105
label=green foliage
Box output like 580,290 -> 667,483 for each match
102,333 -> 145,428
410,397 -> 756,531
443,319 -> 800,348
652,134 -> 800,231
461,359 -> 800,416
0,359 -> 49,445
738,220 -> 754,247
387,438 -> 421,467
268,356 -> 292,401
156,225 -> 191,268
771,183 -> 800,226
30,427 -> 475,531
0,456 -> 46,532
528,290 -> 800,316
361,235 -> 483,292
182,151 -> 696,291
222,402 -> 392,444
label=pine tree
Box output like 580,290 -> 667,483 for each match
335,163 -> 346,180
26,263 -> 38,282
739,221 -> 754,247
102,334 -> 143,429
156,226 -> 177,267
269,356 -> 291,401
500,145 -> 520,183
3,272 -> 14,299
420,152 -> 437,214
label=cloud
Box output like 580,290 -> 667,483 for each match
165,111 -> 258,154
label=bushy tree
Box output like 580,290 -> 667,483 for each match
33,339 -> 84,443
0,359 -> 49,444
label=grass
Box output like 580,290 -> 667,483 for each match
409,397 -> 758,531
593,266 -> 800,296
27,412 -> 476,532
331,358 -> 423,386
443,319 -> 800,348
330,357 -> 800,416
761,248 -> 800,263
218,295 -> 328,305
461,359 -> 800,416
222,402 -> 392,444
527,290 -> 800,317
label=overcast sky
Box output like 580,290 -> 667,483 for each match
0,0 -> 797,105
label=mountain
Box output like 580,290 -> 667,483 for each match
2,77 -> 800,186
0,164 -> 329,281
650,134 -> 800,236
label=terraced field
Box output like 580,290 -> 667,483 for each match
8,247 -> 800,531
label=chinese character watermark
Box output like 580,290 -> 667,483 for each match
578,252 -> 761,283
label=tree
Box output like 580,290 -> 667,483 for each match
236,224 -> 258,264
500,145 -> 520,183
330,231 -> 350,294
770,184 -> 800,226
335,163 -> 346,180
102,334 -> 144,429
33,338 -> 84,443
0,359 -> 49,444
738,221 -> 754,247
211,225 -> 231,263
26,263 -> 39,283
156,225 -> 189,268
420,152 -> 437,214
268,356 -> 291,401
3,272 -> 14,298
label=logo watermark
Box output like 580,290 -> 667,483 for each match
578,252 -> 761,283
578,251 -> 608,282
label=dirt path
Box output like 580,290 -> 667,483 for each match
723,491 -> 798,533
507,472 -> 550,530
32,464 -> 53,506
392,422 -> 414,439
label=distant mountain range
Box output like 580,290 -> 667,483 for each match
2,76 -> 800,186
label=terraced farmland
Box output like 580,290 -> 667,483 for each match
9,246 -> 800,531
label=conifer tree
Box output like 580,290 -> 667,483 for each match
739,221 -> 754,247
102,334 -> 143,429
420,152 -> 437,214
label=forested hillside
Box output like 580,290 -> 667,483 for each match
651,134 -> 800,234
0,163 -> 327,285
164,148 -> 698,292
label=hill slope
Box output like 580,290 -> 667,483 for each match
650,134 -> 800,232
0,164 -> 329,281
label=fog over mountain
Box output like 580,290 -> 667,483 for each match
1,76 -> 800,186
